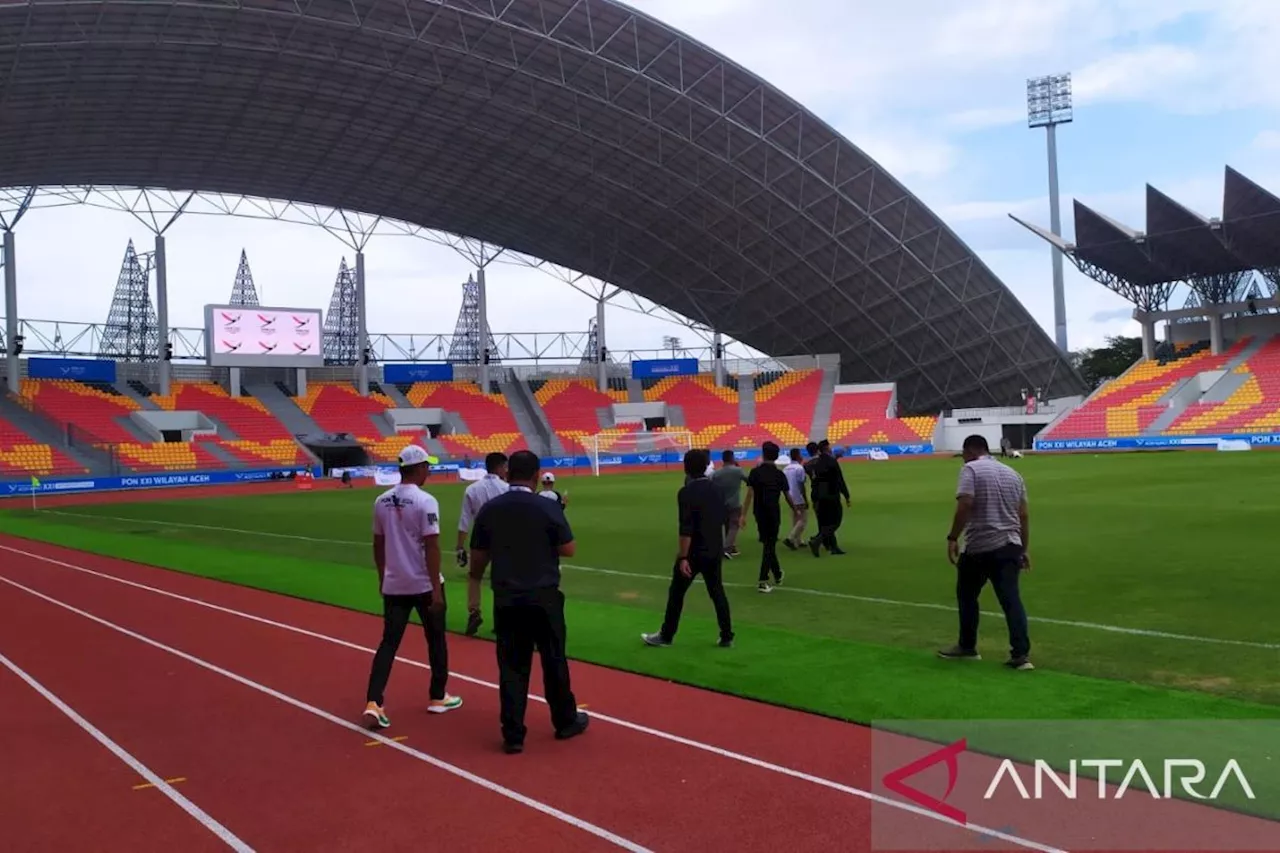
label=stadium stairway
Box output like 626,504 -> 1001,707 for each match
0,393 -> 103,475
379,383 -> 413,409
500,376 -> 555,457
738,380 -> 756,425
243,382 -> 323,438
809,368 -> 837,441
113,381 -> 159,410
626,378 -> 644,402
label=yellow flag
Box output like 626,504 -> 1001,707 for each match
30,475 -> 40,488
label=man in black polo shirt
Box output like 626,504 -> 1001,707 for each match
806,439 -> 850,557
741,441 -> 792,593
465,450 -> 588,755
641,448 -> 734,648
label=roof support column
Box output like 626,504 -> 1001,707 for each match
596,296 -> 608,393
4,230 -> 17,394
1140,318 -> 1156,361
477,266 -> 489,393
356,251 -> 369,397
712,331 -> 725,387
154,234 -> 171,396
1209,311 -> 1224,356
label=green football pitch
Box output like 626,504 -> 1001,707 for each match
4,450 -> 1280,726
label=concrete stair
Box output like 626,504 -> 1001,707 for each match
379,383 -> 413,409
500,377 -> 555,457
738,380 -> 756,425
809,367 -> 837,441
115,381 -> 160,410
0,392 -> 114,475
243,382 -> 323,439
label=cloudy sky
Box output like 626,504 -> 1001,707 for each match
7,0 -> 1280,360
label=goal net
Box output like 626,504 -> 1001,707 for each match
584,430 -> 693,476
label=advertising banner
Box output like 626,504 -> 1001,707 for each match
204,305 -> 324,369
26,357 -> 117,383
1034,434 -> 1280,451
1,466 -> 321,498
630,358 -> 699,380
382,363 -> 455,384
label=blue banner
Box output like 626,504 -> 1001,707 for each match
631,358 -> 699,380
26,357 -> 117,383
2,466 -> 321,498
1034,433 -> 1280,451
382,363 -> 454,384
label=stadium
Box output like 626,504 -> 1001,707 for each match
2,1 -> 1279,851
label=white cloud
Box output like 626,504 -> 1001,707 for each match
1252,130 -> 1280,151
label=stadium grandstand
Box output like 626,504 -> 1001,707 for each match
0,0 -> 1086,492
1014,166 -> 1280,451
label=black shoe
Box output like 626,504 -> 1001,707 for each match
830,547 -> 847,555
1005,656 -> 1035,671
503,741 -> 524,754
718,635 -> 735,648
809,538 -> 821,557
783,539 -> 797,551
774,570 -> 785,586
937,645 -> 981,660
641,632 -> 671,647
555,711 -> 590,740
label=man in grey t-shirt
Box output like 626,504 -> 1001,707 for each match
939,434 -> 1033,671
711,450 -> 748,558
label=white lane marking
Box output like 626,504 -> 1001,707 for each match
0,651 -> 255,853
0,572 -> 651,853
1,542 -> 1065,853
34,511 -> 1280,651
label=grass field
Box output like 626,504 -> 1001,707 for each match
4,451 -> 1280,730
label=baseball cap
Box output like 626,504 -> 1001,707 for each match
541,472 -> 555,483
398,445 -> 432,467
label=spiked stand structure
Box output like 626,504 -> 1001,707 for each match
446,274 -> 499,364
581,317 -> 599,365
228,249 -> 260,306
323,257 -> 360,366
100,239 -> 159,362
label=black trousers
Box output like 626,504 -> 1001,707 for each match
366,590 -> 449,705
660,556 -> 733,642
493,588 -> 579,746
812,498 -> 843,550
956,544 -> 1031,659
756,513 -> 782,583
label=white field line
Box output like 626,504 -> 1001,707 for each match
0,571 -> 651,853
36,509 -> 1280,652
1,542 -> 1065,853
0,650 -> 256,853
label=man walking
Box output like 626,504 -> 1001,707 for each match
456,451 -> 509,570
939,434 -> 1034,671
642,449 -> 734,648
741,441 -> 792,593
466,450 -> 588,754
806,440 -> 850,556
783,447 -> 809,549
362,446 -> 463,729
711,449 -> 748,558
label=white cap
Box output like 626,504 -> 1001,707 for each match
541,472 -> 555,483
399,445 -> 430,467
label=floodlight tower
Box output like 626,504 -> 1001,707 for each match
1027,72 -> 1073,353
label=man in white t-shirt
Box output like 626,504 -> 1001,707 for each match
363,445 -> 463,729
782,447 -> 809,549
456,452 -> 510,570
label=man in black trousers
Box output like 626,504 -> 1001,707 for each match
806,440 -> 850,556
642,448 -> 734,648
741,441 -> 792,593
466,449 -> 589,754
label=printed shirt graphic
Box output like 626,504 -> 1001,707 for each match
458,474 -> 509,532
372,484 -> 441,596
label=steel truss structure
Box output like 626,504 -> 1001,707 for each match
228,250 -> 261,307
1013,166 -> 1280,317
323,258 -> 362,366
447,275 -> 501,364
0,0 -> 1082,410
99,240 -> 160,362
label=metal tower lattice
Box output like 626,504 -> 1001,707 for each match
323,257 -> 360,366
100,239 -> 159,362
228,249 -> 260,306
446,274 -> 500,364
581,317 -> 599,365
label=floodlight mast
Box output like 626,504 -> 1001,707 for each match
1027,72 -> 1073,354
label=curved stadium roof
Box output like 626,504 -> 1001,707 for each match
0,0 -> 1084,412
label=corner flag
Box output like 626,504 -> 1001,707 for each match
30,475 -> 39,489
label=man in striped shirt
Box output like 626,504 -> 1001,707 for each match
456,452 -> 509,570
939,434 -> 1033,671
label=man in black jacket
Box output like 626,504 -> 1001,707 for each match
806,440 -> 850,556
466,450 -> 588,754
642,448 -> 734,648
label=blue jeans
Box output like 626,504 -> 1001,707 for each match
956,544 -> 1030,659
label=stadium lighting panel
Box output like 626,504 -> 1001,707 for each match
1027,73 -> 1073,128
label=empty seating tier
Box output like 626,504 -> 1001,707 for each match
827,390 -> 936,444
0,410 -> 85,478
536,378 -> 629,451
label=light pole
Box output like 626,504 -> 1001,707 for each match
1027,72 -> 1073,353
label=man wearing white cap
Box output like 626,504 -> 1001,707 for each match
538,471 -> 568,509
362,445 -> 463,729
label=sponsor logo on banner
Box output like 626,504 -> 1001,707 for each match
293,315 -> 312,334
258,313 -> 277,335
221,312 -> 242,331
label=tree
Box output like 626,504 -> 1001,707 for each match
1076,336 -> 1143,390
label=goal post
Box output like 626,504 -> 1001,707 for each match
585,430 -> 694,476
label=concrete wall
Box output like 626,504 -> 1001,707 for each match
612,401 -> 666,421
1168,314 -> 1280,346
384,408 -> 445,430
131,410 -> 216,441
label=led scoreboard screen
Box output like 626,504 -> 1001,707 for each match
203,305 -> 325,369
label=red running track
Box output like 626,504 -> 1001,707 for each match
0,535 -> 1046,853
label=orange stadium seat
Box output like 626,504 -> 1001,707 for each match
1159,338 -> 1280,437
401,381 -> 525,457
534,377 -> 628,452
0,409 -> 86,478
826,390 -> 937,445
